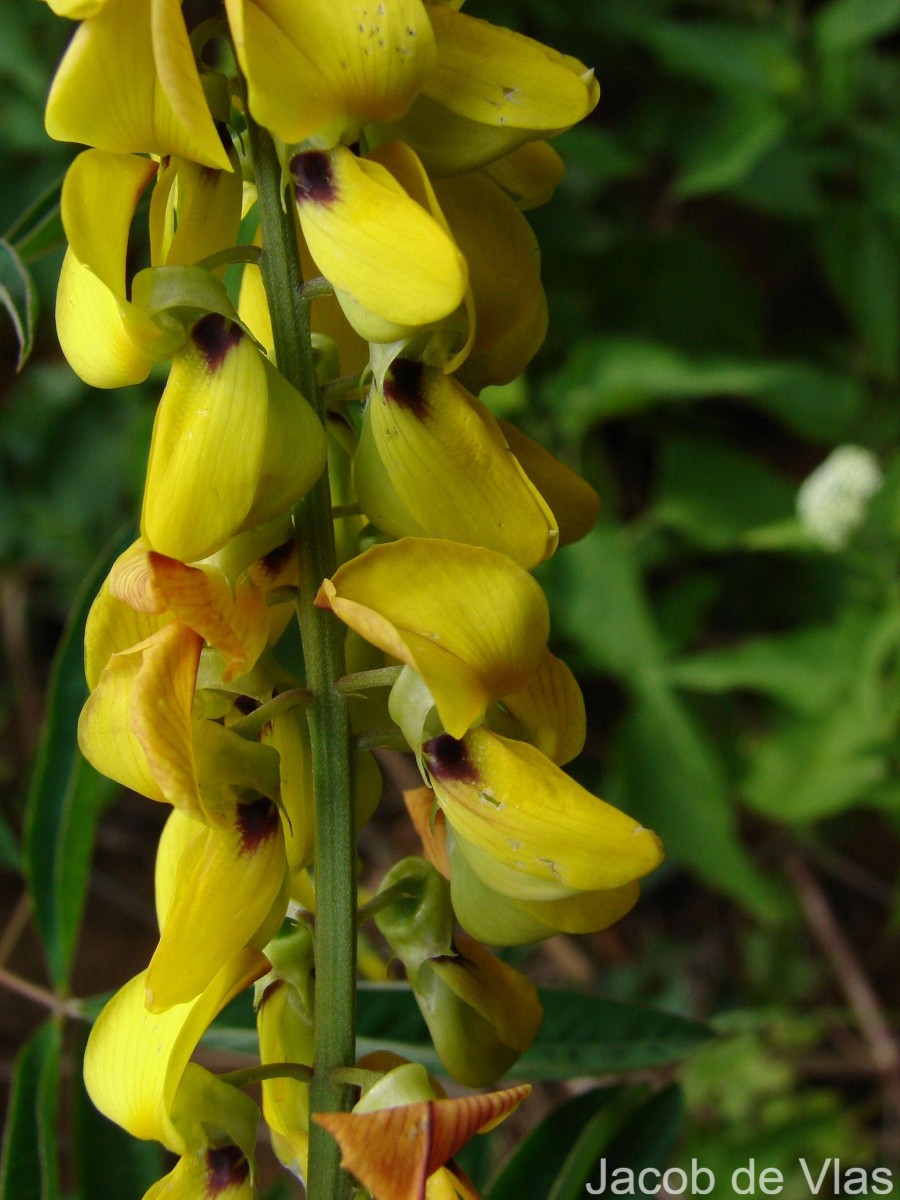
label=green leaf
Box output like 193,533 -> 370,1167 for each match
548,1091 -> 647,1200
815,0 -> 900,53
742,607 -> 900,820
485,1088 -> 622,1200
204,984 -> 711,1079
0,1021 -> 62,1200
70,1025 -> 164,1200
817,205 -> 900,380
0,238 -> 36,371
550,339 -> 862,440
632,19 -> 801,97
667,618 -> 867,714
540,525 -> 665,687
676,97 -> 787,198
4,175 -> 65,262
612,685 -> 787,920
653,436 -> 796,549
23,530 -> 131,988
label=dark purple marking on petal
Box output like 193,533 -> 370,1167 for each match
291,151 -> 337,205
192,313 -> 243,370
259,539 -> 295,580
233,694 -> 261,716
214,120 -> 234,157
237,796 -> 279,854
259,978 -> 285,1008
383,358 -> 429,417
205,1145 -> 250,1194
423,734 -> 479,785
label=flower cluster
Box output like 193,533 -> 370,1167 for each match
44,1 -> 664,1197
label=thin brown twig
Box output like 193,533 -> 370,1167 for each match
786,854 -> 900,1155
0,892 -> 32,968
0,966 -> 77,1017
786,855 -> 899,1076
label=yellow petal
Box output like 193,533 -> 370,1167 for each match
84,550 -> 172,691
424,7 -> 599,133
242,356 -> 327,531
290,147 -> 467,333
155,807 -> 206,929
355,361 -> 557,567
46,0 -> 231,169
148,553 -> 268,682
79,623 -> 202,813
141,1146 -> 254,1200
159,158 -> 243,269
84,949 -> 266,1152
316,1085 -> 530,1200
45,0 -> 106,16
141,317 -> 267,563
424,727 -> 663,898
482,141 -> 566,210
316,539 -> 549,738
498,422 -> 600,547
449,842 -> 640,945
257,980 -> 313,1179
145,798 -> 287,1010
57,151 -> 168,388
500,649 -> 586,765
226,0 -> 434,145
435,172 -> 547,388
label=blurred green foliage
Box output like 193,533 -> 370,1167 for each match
3,0 -> 900,1195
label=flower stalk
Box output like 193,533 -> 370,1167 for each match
243,104 -> 357,1200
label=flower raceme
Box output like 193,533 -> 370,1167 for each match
40,2 -> 664,1198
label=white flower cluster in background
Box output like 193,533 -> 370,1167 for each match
796,445 -> 883,550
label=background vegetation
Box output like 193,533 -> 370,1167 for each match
2,1 -> 900,1197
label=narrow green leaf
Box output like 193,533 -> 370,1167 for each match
676,98 -> 787,197
23,529 -> 131,988
70,1025 -> 164,1200
550,339 -> 862,440
815,0 -> 900,52
653,436 -> 796,549
817,206 -> 900,380
4,174 -> 64,260
541,525 -> 665,686
0,1021 -> 62,1200
612,685 -> 787,920
548,1090 -> 649,1200
0,238 -> 36,371
203,985 -> 711,1079
485,1089 -> 622,1200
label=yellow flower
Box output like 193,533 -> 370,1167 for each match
423,726 -> 663,903
141,1146 -> 256,1200
46,0 -> 231,168
256,977 -> 315,1181
226,0 -> 436,147
84,949 -> 266,1157
355,360 -> 557,568
373,5 -> 600,175
57,149 -> 241,388
316,1060 -> 529,1200
140,313 -> 326,563
148,800 -> 288,1011
316,539 -> 549,739
289,145 -> 468,343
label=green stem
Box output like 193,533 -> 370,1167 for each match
228,687 -> 313,739
335,666 -> 403,694
220,1061 -> 314,1090
244,107 -> 356,1200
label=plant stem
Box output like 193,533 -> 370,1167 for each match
244,108 -> 356,1200
220,1061 -> 314,1089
